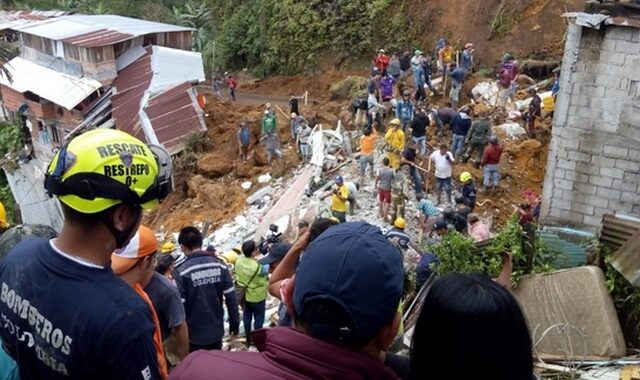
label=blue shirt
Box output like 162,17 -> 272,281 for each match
174,251 -> 239,345
419,199 -> 441,217
396,100 -> 414,121
461,51 -> 473,71
450,68 -> 465,84
384,227 -> 411,249
451,113 -> 472,136
0,239 -> 159,380
551,79 -> 560,96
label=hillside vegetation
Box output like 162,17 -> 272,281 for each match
2,0 -> 584,76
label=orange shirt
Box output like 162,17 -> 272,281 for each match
134,283 -> 169,379
361,133 -> 376,156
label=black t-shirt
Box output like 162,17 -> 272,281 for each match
412,113 -> 428,137
0,239 -> 159,380
289,98 -> 299,115
399,56 -> 411,71
403,147 -> 417,163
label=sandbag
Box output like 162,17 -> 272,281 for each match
513,266 -> 625,360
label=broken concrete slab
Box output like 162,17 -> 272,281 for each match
246,186 -> 273,204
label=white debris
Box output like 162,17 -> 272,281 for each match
258,174 -> 272,184
246,186 -> 273,204
471,81 -> 500,106
241,181 -> 252,190
234,215 -> 248,228
493,123 -> 528,139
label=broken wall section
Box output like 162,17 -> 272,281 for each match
541,21 -> 640,231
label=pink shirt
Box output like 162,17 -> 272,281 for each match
469,222 -> 491,242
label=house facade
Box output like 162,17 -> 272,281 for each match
0,14 -> 206,229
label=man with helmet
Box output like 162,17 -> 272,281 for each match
384,119 -> 405,169
0,128 -> 173,379
481,135 -> 504,193
384,217 -> 411,251
458,171 -> 477,211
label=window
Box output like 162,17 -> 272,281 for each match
49,125 -> 61,144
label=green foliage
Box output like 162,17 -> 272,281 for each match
212,0 -> 416,76
0,178 -> 15,225
0,122 -> 24,157
430,232 -> 503,278
599,241 -> 640,348
432,217 -> 558,286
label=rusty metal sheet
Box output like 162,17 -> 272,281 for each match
601,213 -> 640,250
611,228 -> 640,286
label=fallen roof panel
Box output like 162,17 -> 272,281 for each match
0,56 -> 102,110
63,28 -> 134,47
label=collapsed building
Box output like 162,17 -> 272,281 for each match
0,14 -> 206,229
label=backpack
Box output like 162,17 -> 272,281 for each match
353,97 -> 367,112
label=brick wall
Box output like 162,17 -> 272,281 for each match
541,23 -> 640,231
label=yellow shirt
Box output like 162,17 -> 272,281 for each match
441,46 -> 454,63
385,128 -> 405,152
331,185 -> 349,212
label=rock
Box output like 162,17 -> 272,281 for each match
329,76 -> 368,100
198,183 -> 234,208
241,181 -> 252,191
253,146 -> 268,167
187,174 -> 209,198
235,163 -> 255,178
198,153 -> 234,177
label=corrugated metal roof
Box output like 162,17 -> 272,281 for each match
0,56 -> 102,110
601,213 -> 640,250
63,28 -> 133,48
145,83 -> 205,153
112,46 -> 205,153
564,12 -> 640,30
13,15 -> 193,46
0,10 -> 70,31
148,46 -> 205,93
611,229 -> 640,286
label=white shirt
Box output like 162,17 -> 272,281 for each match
430,150 -> 454,179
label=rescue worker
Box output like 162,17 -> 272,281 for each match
459,171 -> 477,211
463,113 -> 491,167
0,128 -> 173,379
385,217 -> 411,250
384,118 -> 405,169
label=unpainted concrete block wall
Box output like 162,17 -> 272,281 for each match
541,23 -> 640,231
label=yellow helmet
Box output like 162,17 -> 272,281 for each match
394,217 -> 406,229
389,118 -> 401,126
220,247 -> 240,265
44,129 -> 173,214
460,172 -> 473,183
161,241 -> 175,253
0,201 -> 7,229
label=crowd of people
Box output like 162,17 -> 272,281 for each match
0,39 -> 545,380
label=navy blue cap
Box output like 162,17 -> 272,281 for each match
258,242 -> 292,265
293,222 -> 404,344
335,175 -> 344,183
434,220 -> 448,230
